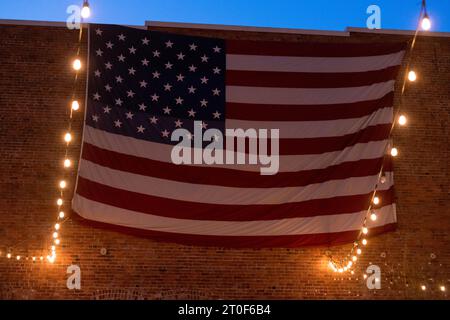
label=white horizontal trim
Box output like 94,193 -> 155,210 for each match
347,27 -> 450,38
78,159 -> 393,205
83,126 -> 390,172
73,194 -> 396,236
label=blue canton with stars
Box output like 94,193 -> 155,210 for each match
86,24 -> 226,144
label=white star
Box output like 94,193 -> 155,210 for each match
201,55 -> 209,63
149,116 -> 158,124
189,43 -> 197,51
200,99 -> 208,107
95,49 -> 103,56
188,86 -> 196,94
213,67 -> 221,74
165,40 -> 173,48
161,129 -> 170,138
177,52 -> 185,60
174,119 -> 183,128
114,119 -> 122,127
128,67 -> 136,75
212,88 -> 221,96
212,111 -> 221,119
164,83 -> 172,91
153,50 -> 160,57
139,80 -> 148,88
95,28 -> 103,36
138,103 -> 147,111
175,96 -> 184,105
176,73 -> 184,82
188,64 -> 197,72
117,54 -> 126,62
94,69 -> 101,77
188,109 -> 196,117
115,75 -> 123,83
127,90 -> 135,98
105,62 -> 112,69
141,58 -> 149,66
165,61 -> 173,69
106,41 -> 114,49
115,99 -> 123,106
163,106 -> 172,114
213,45 -> 221,53
103,105 -> 111,113
152,71 -> 160,78
129,46 -> 137,54
92,114 -> 99,122
201,122 -> 208,129
118,34 -> 126,41
93,92 -> 101,100
151,93 -> 159,101
137,125 -> 145,133
200,76 -> 209,84
104,84 -> 112,92
125,111 -> 134,119
142,37 -> 150,45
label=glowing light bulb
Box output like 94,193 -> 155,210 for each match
71,100 -> 80,111
57,198 -> 63,206
362,227 -> 369,235
421,14 -> 431,31
59,180 -> 66,189
373,196 -> 380,205
440,286 -> 446,292
356,248 -> 362,255
338,268 -> 344,273
59,211 -> 65,219
347,261 -> 353,268
51,245 -> 56,252
391,147 -> 398,157
54,239 -> 61,245
54,223 -> 60,230
408,70 -> 417,82
73,59 -> 82,71
350,270 -> 354,275
16,255 -> 21,260
380,175 -> 386,184
64,158 -> 71,168
343,266 -> 348,272
32,257 -> 36,261
7,253 -> 11,259
370,212 -> 377,221
421,285 -> 426,291
398,115 -> 407,126
352,256 -> 357,262
362,239 -> 368,246
363,274 -> 368,279
81,1 -> 91,19
64,132 -> 72,143
53,232 -> 58,239
40,256 -> 43,261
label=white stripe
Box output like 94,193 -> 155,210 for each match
78,160 -> 393,205
72,194 -> 396,236
226,81 -> 395,105
226,51 -> 404,73
83,126 -> 390,172
227,107 -> 392,139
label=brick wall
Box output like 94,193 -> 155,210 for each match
0,22 -> 448,300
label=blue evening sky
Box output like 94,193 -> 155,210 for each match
0,0 -> 449,32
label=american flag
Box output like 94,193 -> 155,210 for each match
72,23 -> 405,247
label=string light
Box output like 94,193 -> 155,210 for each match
370,212 -> 377,221
421,285 -> 427,291
362,239 -> 368,246
72,58 -> 82,71
64,132 -> 72,143
59,211 -> 65,219
57,198 -> 63,206
440,286 -> 446,292
373,196 -> 380,205
390,147 -> 398,157
408,70 -> 417,82
54,239 -> 61,245
421,14 -> 431,31
59,180 -> 67,189
81,0 -> 91,19
398,115 -> 407,126
71,100 -> 80,111
64,159 -> 71,168
16,255 -> 21,260
362,227 -> 369,235
356,248 -> 362,255
54,223 -> 60,230
52,232 -> 58,239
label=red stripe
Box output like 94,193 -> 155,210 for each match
226,66 -> 400,88
71,210 -> 397,247
227,92 -> 394,121
277,123 -> 391,155
75,177 -> 395,221
82,142 -> 392,188
226,39 -> 406,57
